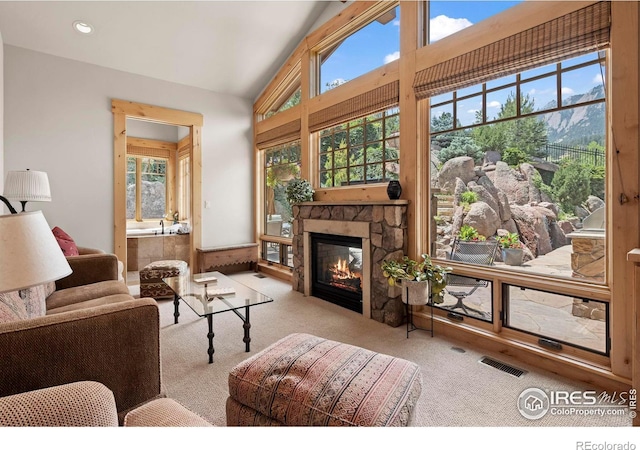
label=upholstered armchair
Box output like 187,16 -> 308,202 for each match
0,249 -> 164,423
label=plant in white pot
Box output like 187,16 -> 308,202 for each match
381,254 -> 451,305
497,232 -> 524,266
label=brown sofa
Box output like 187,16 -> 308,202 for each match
0,250 -> 165,423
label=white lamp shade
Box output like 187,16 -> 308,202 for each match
0,211 -> 72,293
3,170 -> 52,202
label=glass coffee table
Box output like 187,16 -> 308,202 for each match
163,270 -> 273,364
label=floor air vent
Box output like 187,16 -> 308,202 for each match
479,357 -> 527,378
254,273 -> 267,279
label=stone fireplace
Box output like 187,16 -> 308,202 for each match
292,201 -> 409,327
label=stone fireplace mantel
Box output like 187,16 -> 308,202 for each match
292,200 -> 409,327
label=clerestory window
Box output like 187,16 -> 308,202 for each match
318,5 -> 400,94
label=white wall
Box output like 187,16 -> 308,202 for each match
4,45 -> 254,251
126,119 -> 187,142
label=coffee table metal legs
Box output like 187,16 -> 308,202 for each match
207,315 -> 215,364
243,306 -> 251,352
229,305 -> 251,353
173,294 -> 180,324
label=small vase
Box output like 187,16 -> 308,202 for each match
502,248 -> 523,266
387,180 -> 402,200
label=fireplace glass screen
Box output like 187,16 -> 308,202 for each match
311,233 -> 363,313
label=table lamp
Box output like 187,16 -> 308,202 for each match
2,170 -> 52,213
0,211 -> 72,294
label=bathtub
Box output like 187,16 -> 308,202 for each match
126,223 -> 182,237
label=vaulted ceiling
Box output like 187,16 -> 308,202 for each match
0,1 -> 331,99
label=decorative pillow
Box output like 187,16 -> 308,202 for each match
0,291 -> 29,324
21,285 -> 47,319
44,281 -> 56,298
52,226 -> 79,256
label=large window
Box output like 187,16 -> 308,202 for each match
429,51 -> 608,339
126,156 -> 168,220
264,141 -> 302,237
262,141 -> 301,269
319,107 -> 400,188
319,5 -> 399,94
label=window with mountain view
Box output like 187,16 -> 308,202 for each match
319,107 -> 400,188
430,50 -> 607,321
319,5 -> 399,94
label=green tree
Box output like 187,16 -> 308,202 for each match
472,93 -> 548,157
438,135 -> 484,164
552,160 -> 591,213
430,112 -> 461,151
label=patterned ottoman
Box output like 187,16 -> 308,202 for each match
226,333 -> 422,426
139,260 -> 188,300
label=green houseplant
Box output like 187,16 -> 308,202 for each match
381,254 -> 451,304
285,178 -> 314,204
497,232 -> 524,266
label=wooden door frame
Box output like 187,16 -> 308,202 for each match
112,99 -> 203,275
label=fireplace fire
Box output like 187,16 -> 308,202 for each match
311,233 -> 363,313
329,258 -> 362,293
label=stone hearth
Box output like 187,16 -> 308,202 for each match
292,201 -> 409,327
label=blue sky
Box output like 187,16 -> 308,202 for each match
321,1 -> 523,92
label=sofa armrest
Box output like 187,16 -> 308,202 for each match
77,246 -> 106,256
56,253 -> 120,290
0,381 -> 118,427
0,298 -> 162,417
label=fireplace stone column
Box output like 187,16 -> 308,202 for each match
292,201 -> 409,327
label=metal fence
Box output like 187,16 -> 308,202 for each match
542,143 -> 605,166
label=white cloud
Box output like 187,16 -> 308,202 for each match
561,87 -> 575,96
393,19 -> 400,27
430,15 -> 473,42
326,78 -> 347,90
592,73 -> 604,84
487,101 -> 501,109
467,109 -> 479,114
384,51 -> 400,64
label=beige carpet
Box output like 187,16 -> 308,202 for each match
152,271 -> 631,428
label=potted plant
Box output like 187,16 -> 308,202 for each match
381,254 -> 451,305
453,225 -> 498,264
285,178 -> 314,205
497,232 -> 524,266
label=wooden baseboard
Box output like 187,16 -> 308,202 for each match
257,262 -> 292,283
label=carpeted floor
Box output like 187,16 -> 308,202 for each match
151,271 -> 631,428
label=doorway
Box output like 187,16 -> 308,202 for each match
112,99 -> 203,278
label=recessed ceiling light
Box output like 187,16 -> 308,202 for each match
73,20 -> 94,35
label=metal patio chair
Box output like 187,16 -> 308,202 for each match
444,238 -> 498,317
